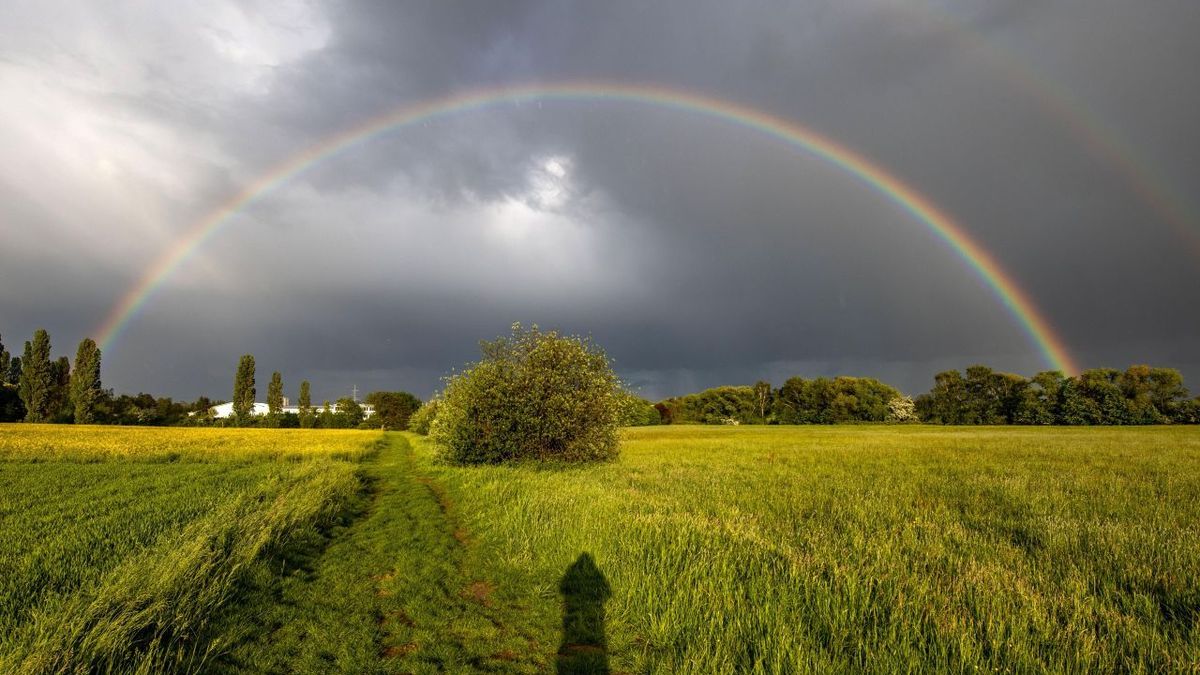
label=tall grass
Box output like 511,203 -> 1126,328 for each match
414,426 -> 1200,672
0,424 -> 381,673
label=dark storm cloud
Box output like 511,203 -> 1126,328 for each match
1,0 -> 1198,400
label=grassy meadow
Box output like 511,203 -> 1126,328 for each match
1,424 -> 1198,672
0,425 -> 381,673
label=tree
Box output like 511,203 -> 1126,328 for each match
0,332 -> 22,422
232,354 -> 256,425
658,386 -> 756,424
1014,371 -> 1065,425
773,377 -> 815,424
923,370 -> 968,424
431,323 -> 622,464
752,380 -> 772,421
6,355 -> 20,387
334,397 -> 364,428
887,395 -> 917,422
19,330 -> 54,422
0,333 -> 9,385
0,385 -> 23,422
49,356 -> 72,422
365,390 -> 422,430
298,380 -> 314,429
1147,367 -> 1188,422
1119,365 -> 1188,423
266,371 -> 284,426
317,401 -> 334,429
70,338 -> 102,424
768,376 -> 899,424
1078,369 -> 1130,425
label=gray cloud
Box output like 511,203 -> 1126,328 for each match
1,0 -> 1198,401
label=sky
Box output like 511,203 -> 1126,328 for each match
1,0 -> 1198,403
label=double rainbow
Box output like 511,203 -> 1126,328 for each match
94,82 -> 1079,374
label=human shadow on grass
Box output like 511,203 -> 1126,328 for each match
557,552 -> 611,674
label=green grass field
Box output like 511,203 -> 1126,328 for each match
1,424 -> 1198,672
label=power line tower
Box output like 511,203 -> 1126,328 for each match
351,384 -> 359,402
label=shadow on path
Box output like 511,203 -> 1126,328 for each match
557,552 -> 611,674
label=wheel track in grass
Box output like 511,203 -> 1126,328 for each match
211,433 -> 544,673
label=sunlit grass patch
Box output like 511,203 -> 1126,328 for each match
0,423 -> 378,462
414,425 -> 1200,672
0,424 -> 380,672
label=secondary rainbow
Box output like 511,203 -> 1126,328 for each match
94,81 -> 1080,375
906,2 -> 1200,257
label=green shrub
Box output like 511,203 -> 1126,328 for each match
430,324 -> 622,464
408,399 -> 439,435
617,392 -> 660,426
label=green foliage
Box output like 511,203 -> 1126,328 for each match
317,401 -> 334,429
431,323 -> 622,464
94,392 -> 193,426
364,390 -> 422,430
5,356 -> 20,389
771,376 -> 900,424
919,365 -> 1194,425
617,391 -> 660,426
264,371 -> 283,427
297,381 -> 314,429
0,334 -> 9,386
0,385 -> 24,422
1013,371 -> 1066,425
333,397 -> 364,429
69,339 -> 101,424
47,356 -> 71,423
408,399 -> 439,435
232,355 -> 256,426
18,331 -> 54,423
661,385 -> 758,424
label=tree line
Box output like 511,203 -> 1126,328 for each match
915,365 -> 1199,425
650,365 -> 1200,425
0,329 -> 421,429
652,376 -> 913,425
5,327 -> 1197,428
1,329 -> 102,424
221,353 -> 421,430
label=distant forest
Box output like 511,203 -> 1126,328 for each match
3,328 -> 1198,427
648,365 -> 1200,426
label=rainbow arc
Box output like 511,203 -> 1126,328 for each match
94,82 -> 1079,375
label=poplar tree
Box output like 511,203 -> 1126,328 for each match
298,380 -> 314,429
17,341 -> 32,410
71,338 -> 102,424
233,354 -> 256,425
7,356 -> 22,389
0,333 -> 10,385
267,371 -> 283,426
50,356 -> 71,421
19,330 -> 54,422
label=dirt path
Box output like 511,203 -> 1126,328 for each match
210,433 -> 541,673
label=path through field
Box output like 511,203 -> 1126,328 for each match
213,434 -> 544,673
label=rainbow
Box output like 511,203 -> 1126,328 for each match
94,81 -> 1079,374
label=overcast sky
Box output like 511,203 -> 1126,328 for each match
1,0 -> 1198,402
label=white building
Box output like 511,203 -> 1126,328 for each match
209,400 -> 374,419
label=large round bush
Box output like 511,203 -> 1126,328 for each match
430,324 -> 622,464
